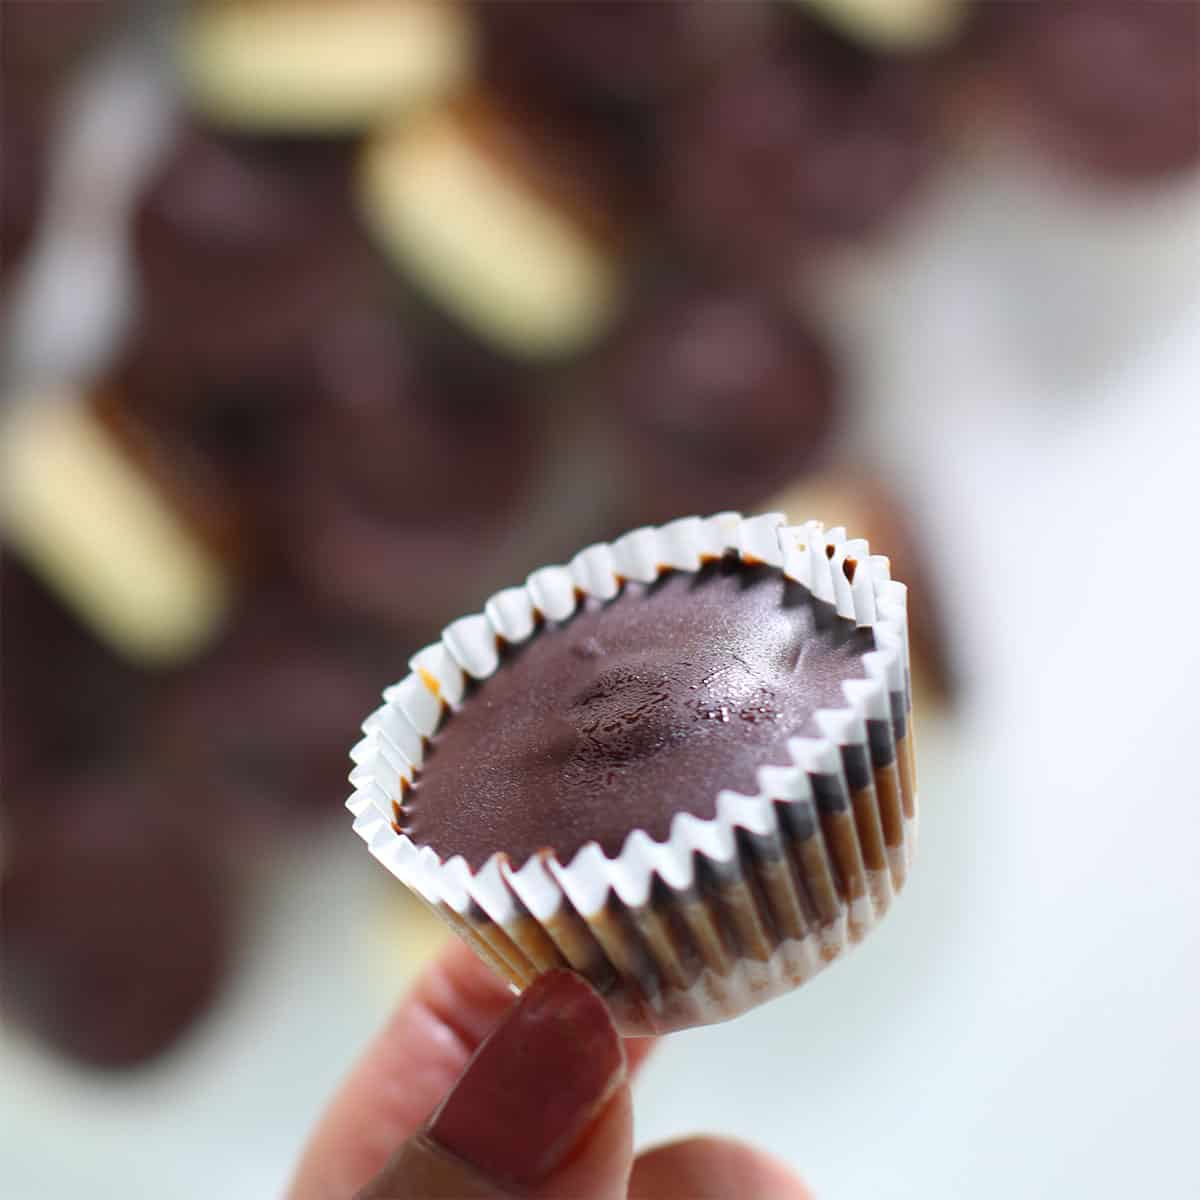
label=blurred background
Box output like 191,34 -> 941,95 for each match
1,1 -> 1198,1197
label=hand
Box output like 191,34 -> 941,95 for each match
288,940 -> 811,1199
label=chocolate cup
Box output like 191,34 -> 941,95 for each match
661,24 -> 940,281
151,596 -> 389,831
978,0 -> 1200,183
598,283 -> 839,525
349,512 -> 915,1034
269,302 -> 540,631
131,126 -> 372,375
0,556 -> 153,807
1,776 -> 233,1070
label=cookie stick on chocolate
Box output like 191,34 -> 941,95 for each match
359,94 -> 625,359
178,0 -> 475,135
797,0 -> 967,52
0,390 -> 232,665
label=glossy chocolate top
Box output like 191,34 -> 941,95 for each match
401,556 -> 874,869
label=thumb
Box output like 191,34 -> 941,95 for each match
357,970 -> 632,1200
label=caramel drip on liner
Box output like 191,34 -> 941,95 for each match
850,784 -> 889,873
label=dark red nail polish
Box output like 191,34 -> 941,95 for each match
426,969 -> 625,1187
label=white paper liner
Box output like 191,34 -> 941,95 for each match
348,512 -> 917,1033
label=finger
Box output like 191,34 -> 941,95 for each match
623,1033 -> 657,1077
358,971 -> 633,1200
289,938 -> 657,1200
629,1136 -> 813,1200
289,939 -> 515,1200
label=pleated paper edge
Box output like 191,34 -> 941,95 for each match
347,511 -> 913,928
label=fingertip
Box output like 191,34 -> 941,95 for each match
290,942 -> 654,1200
530,1082 -> 634,1200
622,1033 -> 658,1077
288,941 -> 515,1200
426,970 -> 626,1189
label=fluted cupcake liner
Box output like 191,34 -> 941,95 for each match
348,511 -> 916,1034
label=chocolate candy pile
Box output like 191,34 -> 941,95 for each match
2,0 -> 1195,1068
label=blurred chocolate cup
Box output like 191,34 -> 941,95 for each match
1,777 -> 233,1070
473,0 -> 767,111
131,126 -> 374,376
602,285 -> 839,526
662,23 -> 940,281
0,556 -> 153,808
112,336 -> 304,553
151,598 -> 388,832
978,0 -> 1200,183
123,126 -> 392,572
276,304 -> 540,631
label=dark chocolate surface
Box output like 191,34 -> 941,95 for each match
402,557 -> 874,868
